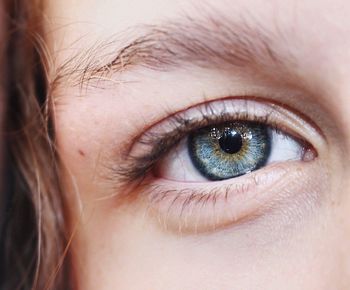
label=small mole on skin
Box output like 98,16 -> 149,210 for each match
78,149 -> 86,157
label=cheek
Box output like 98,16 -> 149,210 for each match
73,205 -> 340,290
71,160 -> 339,290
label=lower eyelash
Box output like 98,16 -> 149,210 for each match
137,161 -> 296,234
148,185 -> 224,212
144,185 -> 231,233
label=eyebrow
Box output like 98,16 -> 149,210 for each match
56,14 -> 295,87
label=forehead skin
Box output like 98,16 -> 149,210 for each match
47,0 -> 350,290
48,0 -> 350,126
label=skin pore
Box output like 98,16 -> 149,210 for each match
46,0 -> 350,289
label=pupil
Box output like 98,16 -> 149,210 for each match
218,129 -> 243,154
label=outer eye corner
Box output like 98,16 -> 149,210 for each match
301,144 -> 318,162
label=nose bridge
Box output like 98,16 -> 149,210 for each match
323,71 -> 350,284
323,73 -> 350,148
291,24 -> 350,143
334,175 -> 350,286
293,24 -> 350,280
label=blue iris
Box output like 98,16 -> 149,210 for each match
188,122 -> 271,180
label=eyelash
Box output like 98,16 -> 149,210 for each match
103,97 -> 323,233
115,98 -> 312,184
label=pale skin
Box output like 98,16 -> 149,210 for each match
47,0 -> 350,289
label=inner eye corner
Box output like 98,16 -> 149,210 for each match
301,142 -> 318,162
284,130 -> 319,161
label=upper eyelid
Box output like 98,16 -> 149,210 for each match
130,97 -> 324,151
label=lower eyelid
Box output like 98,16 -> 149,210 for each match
142,160 -> 319,234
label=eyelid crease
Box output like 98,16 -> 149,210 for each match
111,97 -> 321,185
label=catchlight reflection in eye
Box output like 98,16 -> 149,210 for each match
188,121 -> 271,181
157,121 -> 307,182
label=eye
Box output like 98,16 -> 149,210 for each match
116,98 -> 322,233
157,121 -> 305,182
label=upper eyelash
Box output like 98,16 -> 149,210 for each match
112,101 -> 292,183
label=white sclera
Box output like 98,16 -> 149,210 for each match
267,130 -> 303,163
156,129 -> 303,182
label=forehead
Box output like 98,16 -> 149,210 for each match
48,0 -> 350,65
48,0 -> 350,96
49,0 -> 350,43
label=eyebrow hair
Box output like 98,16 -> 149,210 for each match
55,13 -> 294,87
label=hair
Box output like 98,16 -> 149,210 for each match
1,0 -> 72,289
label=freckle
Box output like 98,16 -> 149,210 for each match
78,149 -> 86,157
